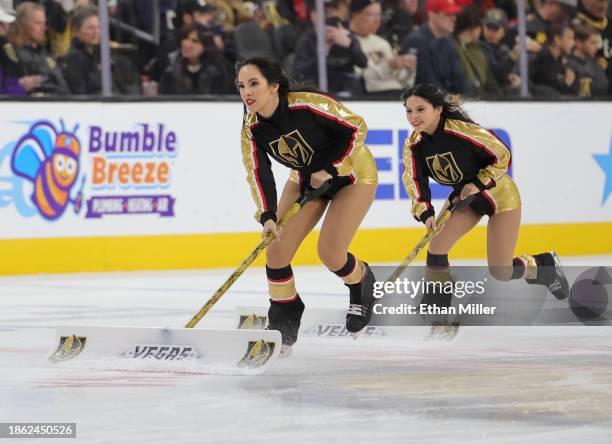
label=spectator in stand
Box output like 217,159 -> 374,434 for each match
1,1 -> 36,95
277,0 -> 312,29
159,23 -> 233,95
504,0 -> 577,51
350,0 -> 416,96
495,0 -> 517,22
479,8 -> 521,94
452,5 -> 501,96
149,0 -> 225,82
400,0 -> 467,93
15,0 -> 71,56
379,0 -> 422,50
7,2 -> 69,94
336,0 -> 350,22
454,0 -> 496,14
293,0 -> 367,96
567,23 -> 608,95
59,5 -> 140,95
530,21 -> 579,95
574,0 -> 611,93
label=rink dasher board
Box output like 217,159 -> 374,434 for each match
50,325 -> 281,372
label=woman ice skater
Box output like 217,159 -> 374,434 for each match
236,57 -> 378,353
401,83 -> 569,300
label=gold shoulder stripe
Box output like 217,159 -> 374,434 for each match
444,119 -> 511,186
407,130 -> 422,148
286,92 -> 360,130
286,91 -> 367,166
240,115 -> 266,222
444,119 -> 506,161
244,111 -> 258,128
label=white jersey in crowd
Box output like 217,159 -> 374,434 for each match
355,33 -> 416,93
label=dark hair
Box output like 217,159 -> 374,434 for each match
401,83 -> 474,123
179,23 -> 214,49
546,21 -> 572,44
235,56 -> 290,95
573,24 -> 596,43
72,5 -> 98,32
454,6 -> 483,35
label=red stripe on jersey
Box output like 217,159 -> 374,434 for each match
288,103 -> 358,165
482,190 -> 497,213
486,128 -> 513,169
444,129 -> 500,164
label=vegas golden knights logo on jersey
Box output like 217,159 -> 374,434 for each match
425,152 -> 463,185
269,130 -> 314,168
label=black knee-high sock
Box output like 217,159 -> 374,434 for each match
333,252 -> 365,285
426,252 -> 449,271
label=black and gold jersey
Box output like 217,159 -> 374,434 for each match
241,91 -> 367,225
402,117 -> 511,223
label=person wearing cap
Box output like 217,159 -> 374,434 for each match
451,5 -> 502,97
5,1 -> 69,95
276,0 -> 312,28
574,0 -> 612,93
349,0 -> 416,96
292,0 -> 367,96
479,8 -> 521,94
399,0 -> 467,93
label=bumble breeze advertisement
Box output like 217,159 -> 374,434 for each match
3,119 -> 177,222
86,123 -> 177,218
0,101 -> 195,240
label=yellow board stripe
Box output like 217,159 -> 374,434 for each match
1,222 -> 611,275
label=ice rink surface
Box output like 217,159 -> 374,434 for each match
1,257 -> 612,444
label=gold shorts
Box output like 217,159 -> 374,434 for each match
470,174 -> 521,216
289,144 -> 378,187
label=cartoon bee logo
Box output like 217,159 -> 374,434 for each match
10,120 -> 85,220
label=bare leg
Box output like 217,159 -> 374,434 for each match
486,207 -> 521,281
317,184 -> 377,270
428,205 -> 482,255
264,181 -> 328,349
266,180 -> 328,268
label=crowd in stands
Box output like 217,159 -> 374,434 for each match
0,0 -> 610,98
